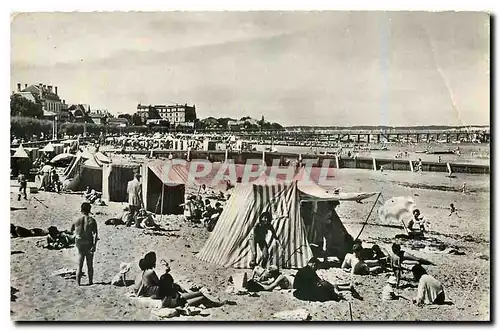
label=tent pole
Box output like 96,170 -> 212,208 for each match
354,192 -> 381,241
160,182 -> 165,220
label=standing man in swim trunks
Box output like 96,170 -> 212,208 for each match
71,202 -> 99,286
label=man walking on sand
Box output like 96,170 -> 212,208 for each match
17,172 -> 27,201
71,202 -> 99,286
127,171 -> 144,228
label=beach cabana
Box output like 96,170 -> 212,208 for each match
102,162 -> 141,202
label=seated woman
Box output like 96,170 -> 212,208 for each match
293,258 -> 360,302
135,252 -> 161,298
158,261 -> 229,309
341,245 -> 382,275
245,265 -> 293,292
411,264 -> 446,306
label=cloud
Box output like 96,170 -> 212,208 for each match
11,11 -> 490,126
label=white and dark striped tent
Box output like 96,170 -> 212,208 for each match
196,169 -> 379,269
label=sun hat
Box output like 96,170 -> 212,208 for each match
120,262 -> 131,274
386,276 -> 397,285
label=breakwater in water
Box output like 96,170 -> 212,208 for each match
112,149 -> 489,175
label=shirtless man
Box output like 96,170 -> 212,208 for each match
71,202 -> 99,286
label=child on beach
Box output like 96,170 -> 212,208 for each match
111,263 -> 131,286
381,276 -> 398,301
448,203 -> 461,218
17,172 -> 27,201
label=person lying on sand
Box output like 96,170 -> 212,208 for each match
46,226 -> 75,249
293,258 -> 362,302
157,261 -> 232,309
245,265 -> 293,292
390,243 -> 434,288
341,244 -> 382,275
11,224 -> 47,238
411,264 -> 446,306
105,218 -> 126,226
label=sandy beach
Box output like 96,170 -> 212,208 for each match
10,168 -> 490,321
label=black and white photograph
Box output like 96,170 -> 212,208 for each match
9,10 -> 490,321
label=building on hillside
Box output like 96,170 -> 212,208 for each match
13,82 -> 67,115
67,104 -> 89,123
88,109 -> 111,125
136,103 -> 197,126
136,104 -> 160,124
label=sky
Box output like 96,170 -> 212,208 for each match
10,11 -> 490,126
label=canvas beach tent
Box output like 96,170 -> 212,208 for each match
12,144 -> 29,159
41,142 -> 55,153
11,144 -> 31,177
196,168 -> 379,269
102,162 -> 141,202
64,151 -> 103,192
142,159 -> 189,215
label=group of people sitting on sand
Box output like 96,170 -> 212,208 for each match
105,207 -> 162,230
382,244 -> 445,306
181,192 -> 224,231
11,223 -> 76,250
38,167 -> 63,193
83,186 -> 105,206
240,233 -> 445,306
130,251 -> 232,309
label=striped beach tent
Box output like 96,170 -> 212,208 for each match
196,172 -> 379,269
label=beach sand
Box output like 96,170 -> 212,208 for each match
10,168 -> 490,321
